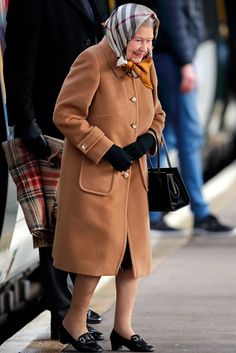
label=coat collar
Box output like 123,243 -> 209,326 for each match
98,37 -> 127,79
67,0 -> 103,23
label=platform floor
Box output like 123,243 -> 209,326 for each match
1,162 -> 236,353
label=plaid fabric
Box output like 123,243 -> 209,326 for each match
2,135 -> 63,248
104,3 -> 159,66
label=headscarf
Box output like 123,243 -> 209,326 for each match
104,3 -> 159,88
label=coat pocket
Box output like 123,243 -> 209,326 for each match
78,155 -> 116,195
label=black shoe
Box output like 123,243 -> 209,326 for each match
194,214 -> 234,235
60,324 -> 103,352
150,218 -> 182,235
87,325 -> 104,341
87,309 -> 102,324
50,310 -> 103,340
110,329 -> 155,352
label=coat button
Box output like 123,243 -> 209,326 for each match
130,96 -> 137,103
130,123 -> 137,129
122,172 -> 129,179
81,144 -> 87,150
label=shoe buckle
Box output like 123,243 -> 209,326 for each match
79,337 -> 86,343
132,335 -> 140,341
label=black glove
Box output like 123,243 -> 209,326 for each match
104,144 -> 132,172
123,133 -> 155,160
18,119 -> 51,159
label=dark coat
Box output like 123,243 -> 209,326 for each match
4,0 -> 108,138
152,0 -> 205,66
116,0 -> 153,9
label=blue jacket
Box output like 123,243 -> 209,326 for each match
153,0 -> 205,66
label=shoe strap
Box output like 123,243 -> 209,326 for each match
131,334 -> 141,341
79,332 -> 94,343
131,334 -> 148,345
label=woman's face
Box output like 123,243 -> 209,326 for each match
126,25 -> 154,64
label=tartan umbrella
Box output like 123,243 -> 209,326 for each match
2,135 -> 63,247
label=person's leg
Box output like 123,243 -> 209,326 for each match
175,90 -> 210,219
113,269 -> 139,338
39,247 -> 73,339
39,247 -> 103,340
39,246 -> 71,317
63,274 -> 101,339
111,269 -> 154,352
153,52 -> 209,219
69,272 -> 102,325
177,91 -> 233,232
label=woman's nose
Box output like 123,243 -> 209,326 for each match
141,41 -> 147,51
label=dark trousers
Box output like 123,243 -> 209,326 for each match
38,246 -> 72,318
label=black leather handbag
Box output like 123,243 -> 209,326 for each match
148,136 -> 189,212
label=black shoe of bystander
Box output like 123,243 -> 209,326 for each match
150,217 -> 183,235
87,325 -> 104,341
87,309 -> 102,325
193,214 -> 234,235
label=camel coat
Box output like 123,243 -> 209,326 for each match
52,37 -> 165,278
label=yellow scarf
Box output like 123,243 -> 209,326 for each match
124,57 -> 153,89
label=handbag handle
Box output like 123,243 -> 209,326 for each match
147,133 -> 172,171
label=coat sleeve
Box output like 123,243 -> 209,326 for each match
53,48 -> 113,164
3,0 -> 42,127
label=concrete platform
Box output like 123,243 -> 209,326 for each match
1,162 -> 236,353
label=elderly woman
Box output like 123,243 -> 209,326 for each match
52,3 -> 165,352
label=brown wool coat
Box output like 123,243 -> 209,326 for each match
52,37 -> 165,278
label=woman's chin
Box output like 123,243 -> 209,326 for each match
132,57 -> 143,64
